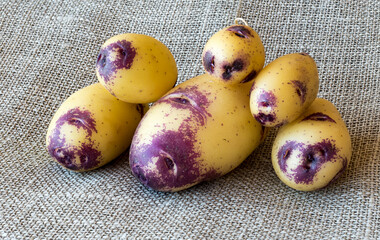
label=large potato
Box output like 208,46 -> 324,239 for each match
250,53 -> 319,127
129,74 -> 266,191
271,98 -> 352,191
202,24 -> 265,84
46,83 -> 146,171
96,33 -> 177,103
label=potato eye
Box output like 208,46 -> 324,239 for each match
302,113 -> 336,123
172,97 -> 190,105
80,154 -> 89,163
234,32 -> 246,38
164,157 -> 174,170
227,26 -> 251,38
68,117 -> 84,125
167,93 -> 198,109
210,58 -> 215,71
282,149 -> 291,160
54,148 -> 65,158
97,54 -> 102,63
316,116 -> 328,121
296,88 -> 302,97
97,54 -> 106,67
306,153 -> 315,162
259,100 -> 270,107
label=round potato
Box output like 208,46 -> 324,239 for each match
271,98 -> 352,191
202,24 -> 265,84
129,74 -> 266,191
250,53 -> 319,127
46,83 -> 146,171
96,33 -> 178,103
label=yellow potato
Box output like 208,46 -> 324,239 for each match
250,53 -> 319,127
96,33 -> 178,103
271,98 -> 352,191
129,74 -> 266,191
46,83 -> 146,171
202,24 -> 265,84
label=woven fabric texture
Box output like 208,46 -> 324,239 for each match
0,0 -> 379,239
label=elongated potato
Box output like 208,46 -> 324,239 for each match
96,33 -> 177,103
272,98 -> 352,191
46,83 -> 146,171
129,74 -> 266,191
250,53 -> 319,127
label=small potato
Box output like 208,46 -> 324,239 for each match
271,98 -> 352,191
46,83 -> 146,171
96,33 -> 177,103
202,24 -> 265,84
130,74 -> 266,191
250,53 -> 319,127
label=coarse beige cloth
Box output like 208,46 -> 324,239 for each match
0,1 -> 379,239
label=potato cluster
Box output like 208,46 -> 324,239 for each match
46,21 -> 351,192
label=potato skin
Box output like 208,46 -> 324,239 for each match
46,83 -> 146,172
130,74 -> 265,191
202,25 -> 265,84
96,33 -> 177,103
250,53 -> 319,127
271,98 -> 352,191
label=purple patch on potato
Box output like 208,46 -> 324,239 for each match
254,113 -> 275,125
240,69 -> 257,83
292,139 -> 339,184
130,128 -> 199,190
130,119 -> 220,191
302,112 -> 336,123
51,147 -> 79,170
290,80 -> 307,104
157,85 -> 212,126
253,90 -> 277,124
222,59 -> 244,80
227,25 -> 252,38
96,40 -> 136,83
47,108 -> 101,170
257,90 -> 276,108
203,51 -> 215,74
129,86 -> 221,191
62,108 -> 97,136
278,139 -> 341,185
277,141 -> 304,173
78,143 -> 102,170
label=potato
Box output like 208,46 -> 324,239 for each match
271,98 -> 352,191
250,53 -> 319,127
46,83 -> 146,171
96,33 -> 177,103
202,24 -> 265,85
129,74 -> 266,191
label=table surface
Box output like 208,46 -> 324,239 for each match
1,1 -> 379,239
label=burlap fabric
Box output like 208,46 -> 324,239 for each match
1,0 -> 379,239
